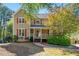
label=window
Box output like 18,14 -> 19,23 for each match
18,17 -> 24,23
36,20 -> 40,24
22,29 -> 24,36
19,18 -> 21,23
22,18 -> 24,23
34,19 -> 42,25
19,29 -> 21,36
19,29 -> 25,37
35,20 -> 40,24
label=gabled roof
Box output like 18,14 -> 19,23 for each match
12,8 -> 24,17
36,14 -> 48,18
13,8 -> 49,18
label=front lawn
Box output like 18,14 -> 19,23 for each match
41,48 -> 79,56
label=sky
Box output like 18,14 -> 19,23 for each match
5,3 -> 66,14
5,3 -> 21,11
5,3 -> 49,14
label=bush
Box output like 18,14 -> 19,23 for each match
3,35 -> 13,43
0,40 -> 3,43
47,35 -> 71,46
13,35 -> 18,42
29,36 -> 33,42
2,35 -> 18,43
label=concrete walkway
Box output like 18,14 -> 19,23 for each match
34,43 -> 79,51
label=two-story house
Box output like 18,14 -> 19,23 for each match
13,9 -> 49,42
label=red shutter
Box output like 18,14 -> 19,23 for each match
25,29 -> 27,37
17,17 -> 18,24
17,29 -> 18,36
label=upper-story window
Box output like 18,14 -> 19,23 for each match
34,19 -> 42,25
18,17 -> 24,23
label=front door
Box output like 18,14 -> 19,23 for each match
34,29 -> 41,42
35,29 -> 41,39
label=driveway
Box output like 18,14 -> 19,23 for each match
0,43 -> 79,56
0,43 -> 44,56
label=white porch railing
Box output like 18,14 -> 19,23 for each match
33,34 -> 48,39
42,34 -> 48,39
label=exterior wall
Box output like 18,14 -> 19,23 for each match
42,18 -> 48,26
42,29 -> 49,34
13,10 -> 30,38
31,19 -> 42,25
13,9 -> 49,41
30,18 -> 48,26
42,29 -> 49,39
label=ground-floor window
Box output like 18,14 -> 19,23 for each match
16,28 -> 28,39
17,28 -> 26,39
19,29 -> 25,37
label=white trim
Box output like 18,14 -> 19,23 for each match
33,28 -> 35,42
34,20 -> 42,25
13,17 -> 14,35
18,28 -> 25,38
29,18 -> 30,39
18,16 -> 25,24
40,28 -> 42,43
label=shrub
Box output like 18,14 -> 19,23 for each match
29,36 -> 33,42
13,35 -> 18,42
3,35 -> 13,43
47,35 -> 71,46
0,40 -> 3,43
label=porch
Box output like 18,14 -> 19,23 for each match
30,26 -> 49,42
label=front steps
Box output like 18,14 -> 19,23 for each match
17,39 -> 29,43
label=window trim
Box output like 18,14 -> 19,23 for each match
34,19 -> 42,25
18,28 -> 25,37
18,17 -> 25,23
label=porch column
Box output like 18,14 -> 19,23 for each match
40,28 -> 42,43
29,19 -> 30,39
33,28 -> 35,42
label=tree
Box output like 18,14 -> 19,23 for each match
21,3 -> 66,19
48,7 -> 79,35
21,3 -> 52,19
0,4 -> 13,40
0,3 -> 13,21
66,3 -> 79,16
7,19 -> 13,34
0,20 -> 2,39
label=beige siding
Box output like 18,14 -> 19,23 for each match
42,18 -> 48,25
13,9 -> 49,39
31,18 -> 48,25
13,9 -> 30,37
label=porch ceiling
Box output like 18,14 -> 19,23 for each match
30,25 -> 48,29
